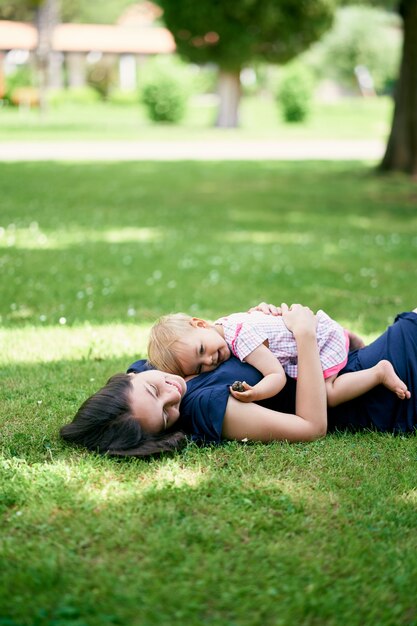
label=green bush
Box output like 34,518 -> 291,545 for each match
4,65 -> 34,105
276,63 -> 314,123
141,74 -> 186,123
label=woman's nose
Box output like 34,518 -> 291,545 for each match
164,384 -> 180,405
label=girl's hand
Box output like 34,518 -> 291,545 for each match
229,382 -> 257,403
347,329 -> 366,350
281,303 -> 317,337
248,302 -> 282,316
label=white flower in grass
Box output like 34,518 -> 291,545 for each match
59,317 -> 67,325
127,307 -> 136,317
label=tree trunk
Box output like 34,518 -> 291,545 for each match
216,69 -> 241,128
35,0 -> 60,113
380,0 -> 417,176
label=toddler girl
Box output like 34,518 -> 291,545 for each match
148,308 -> 410,407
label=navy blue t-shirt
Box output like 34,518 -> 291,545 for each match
127,356 -> 296,443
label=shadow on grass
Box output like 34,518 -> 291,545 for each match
1,425 -> 417,626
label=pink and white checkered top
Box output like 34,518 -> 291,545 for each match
215,310 -> 349,379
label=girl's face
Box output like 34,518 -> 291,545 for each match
175,323 -> 231,376
128,370 -> 187,434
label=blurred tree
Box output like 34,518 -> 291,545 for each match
153,0 -> 336,127
35,0 -> 59,110
341,0 -> 417,175
379,0 -> 417,175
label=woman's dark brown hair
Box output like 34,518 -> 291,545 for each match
60,373 -> 186,457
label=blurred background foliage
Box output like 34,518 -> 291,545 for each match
0,0 -> 415,173
1,3 -> 401,119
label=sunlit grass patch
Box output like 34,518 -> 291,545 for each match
0,323 -> 149,365
0,225 -> 164,250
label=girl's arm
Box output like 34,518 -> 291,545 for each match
222,304 -> 327,442
229,344 -> 286,402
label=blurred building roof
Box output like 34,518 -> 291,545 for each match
0,19 -> 175,54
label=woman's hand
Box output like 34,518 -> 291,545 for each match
248,302 -> 282,316
280,303 -> 317,337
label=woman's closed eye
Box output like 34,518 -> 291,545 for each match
151,384 -> 168,429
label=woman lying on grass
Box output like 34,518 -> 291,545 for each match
60,304 -> 417,457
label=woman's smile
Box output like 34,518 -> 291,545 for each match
166,379 -> 183,396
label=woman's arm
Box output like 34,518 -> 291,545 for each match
222,304 -> 327,443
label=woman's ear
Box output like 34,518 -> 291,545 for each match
190,317 -> 208,328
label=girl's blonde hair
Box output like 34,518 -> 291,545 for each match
148,313 -> 194,376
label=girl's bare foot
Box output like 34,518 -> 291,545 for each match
377,360 -> 411,400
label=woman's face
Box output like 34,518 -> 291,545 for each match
128,370 -> 187,434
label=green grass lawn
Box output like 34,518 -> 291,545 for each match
0,95 -> 393,141
1,160 -> 417,626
